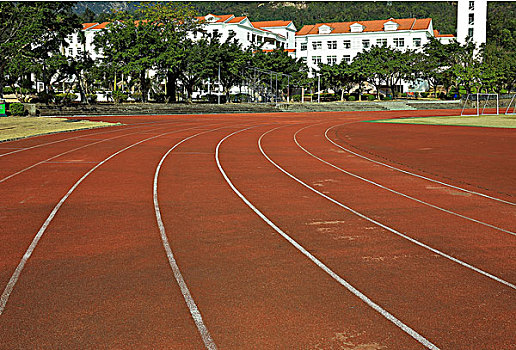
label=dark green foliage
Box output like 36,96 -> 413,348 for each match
9,103 -> 25,116
113,91 -> 128,103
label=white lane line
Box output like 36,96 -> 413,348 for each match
325,125 -> 516,206
0,122 -> 192,184
215,127 -> 440,350
153,125 -> 239,350
0,119 -> 184,158
293,125 -> 515,236
260,126 -> 516,291
0,123 -> 216,316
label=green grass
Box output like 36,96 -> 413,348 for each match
369,114 -> 516,128
0,117 -> 119,142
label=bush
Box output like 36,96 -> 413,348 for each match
3,87 -> 14,94
348,96 -> 356,101
421,92 -> 429,98
113,91 -> 129,103
150,91 -> 165,103
9,103 -> 25,116
36,91 -> 54,104
366,94 -> 376,101
54,93 -> 76,105
86,94 -> 97,103
291,94 -> 301,102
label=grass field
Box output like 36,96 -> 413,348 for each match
0,117 -> 119,142
370,114 -> 516,128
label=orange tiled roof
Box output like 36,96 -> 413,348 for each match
89,22 -> 111,30
433,29 -> 454,37
296,18 -> 432,35
227,16 -> 247,23
82,23 -> 99,30
252,20 -> 293,28
198,14 -> 235,23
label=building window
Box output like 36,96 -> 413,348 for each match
343,40 -> 351,49
413,38 -> 421,47
393,38 -> 404,47
469,13 -> 474,25
68,47 -> 73,56
312,41 -> 322,50
327,40 -> 337,49
376,38 -> 387,46
300,42 -> 307,51
469,1 -> 474,10
228,30 -> 235,37
468,28 -> 474,37
77,47 -> 82,55
301,57 -> 307,64
213,29 -> 219,37
247,32 -> 250,41
342,55 -> 351,63
362,39 -> 370,48
327,55 -> 337,65
312,56 -> 322,65
67,35 -> 73,43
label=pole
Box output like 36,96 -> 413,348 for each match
275,73 -> 278,103
287,76 -> 290,103
218,63 -> 221,105
317,75 -> 320,103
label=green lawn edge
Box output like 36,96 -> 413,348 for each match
364,114 -> 516,129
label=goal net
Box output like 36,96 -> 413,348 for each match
460,93 -> 499,116
503,94 -> 516,115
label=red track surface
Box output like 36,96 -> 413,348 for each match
0,110 -> 514,349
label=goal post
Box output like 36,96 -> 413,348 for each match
504,94 -> 516,115
460,93 -> 499,116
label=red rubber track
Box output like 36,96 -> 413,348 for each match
0,110 -> 514,349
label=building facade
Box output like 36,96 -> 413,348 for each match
456,0 -> 487,46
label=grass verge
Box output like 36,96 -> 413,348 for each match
0,117 -> 120,142
369,114 -> 516,128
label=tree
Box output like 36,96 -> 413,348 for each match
0,2 -> 80,97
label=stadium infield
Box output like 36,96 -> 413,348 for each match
369,113 -> 516,128
0,109 -> 514,349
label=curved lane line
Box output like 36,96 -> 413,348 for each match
293,125 -> 515,236
215,126 -> 440,350
325,125 -> 516,206
0,119 -> 184,158
0,123 -> 218,315
0,122 -> 193,184
153,125 -> 244,350
259,126 -> 515,290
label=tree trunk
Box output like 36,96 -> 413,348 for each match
166,71 -> 177,103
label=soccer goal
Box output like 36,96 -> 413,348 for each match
460,93 -> 499,116
504,94 -> 516,115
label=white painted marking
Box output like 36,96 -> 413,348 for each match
325,125 -> 516,206
293,125 -> 515,236
0,123 -> 214,315
259,127 -> 515,291
0,122 -> 191,184
215,127 -> 440,350
153,126 -> 237,350
0,119 -> 184,158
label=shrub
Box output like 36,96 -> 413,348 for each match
130,92 -> 142,102
367,94 -> 375,101
348,96 -> 356,101
86,94 -> 97,103
55,93 -> 76,105
421,92 -> 429,98
150,92 -> 165,103
383,96 -> 393,100
113,91 -> 129,103
36,91 -> 54,104
3,87 -> 14,94
291,94 -> 301,102
9,103 -> 25,116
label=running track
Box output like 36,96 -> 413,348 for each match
0,111 -> 514,349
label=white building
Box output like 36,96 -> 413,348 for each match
456,0 -> 487,46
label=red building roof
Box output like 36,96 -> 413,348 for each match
296,18 -> 432,36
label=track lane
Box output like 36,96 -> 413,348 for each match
0,121 -> 240,349
216,123 -> 514,349
325,122 -> 516,205
261,124 -> 516,285
295,123 -> 516,236
0,121 -> 218,314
